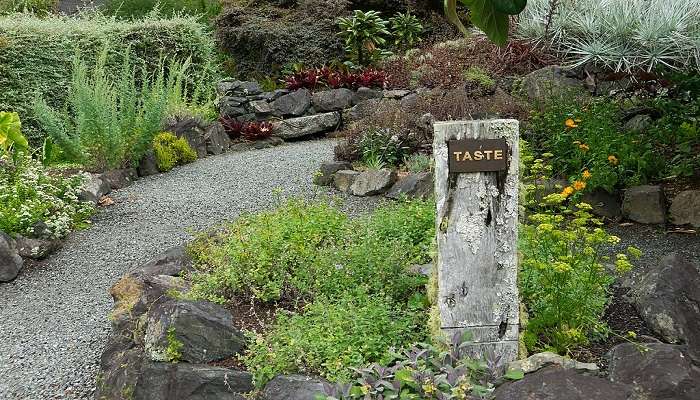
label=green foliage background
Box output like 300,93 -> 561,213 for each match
0,13 -> 218,143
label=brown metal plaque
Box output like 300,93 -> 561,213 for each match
448,139 -> 508,173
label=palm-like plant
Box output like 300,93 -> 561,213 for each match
338,10 -> 391,66
390,11 -> 424,49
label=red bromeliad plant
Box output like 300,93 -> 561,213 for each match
219,117 -> 273,141
284,67 -> 388,91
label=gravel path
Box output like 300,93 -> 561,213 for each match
0,139 -> 377,400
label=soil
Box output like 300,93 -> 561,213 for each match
570,284 -> 658,373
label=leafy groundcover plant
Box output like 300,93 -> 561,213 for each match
0,115 -> 93,238
152,132 -> 197,172
187,197 -> 435,386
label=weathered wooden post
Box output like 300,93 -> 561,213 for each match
433,120 -> 519,363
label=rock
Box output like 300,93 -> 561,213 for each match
216,79 -> 237,97
248,100 -> 273,115
0,232 -> 23,282
272,112 -> 341,139
144,299 -> 246,363
622,185 -> 666,224
507,352 -> 598,375
348,98 -> 382,121
271,89 -> 311,117
383,89 -> 411,99
670,190 -> 700,227
314,161 -> 353,186
520,65 -> 588,103
493,367 -> 632,400
204,122 -> 231,155
352,87 -> 383,105
349,169 -> 397,196
623,114 -> 653,133
136,246 -> 193,278
261,89 -> 291,101
166,117 -> 208,158
608,342 -> 700,400
96,346 -> 253,400
333,170 -> 360,193
229,137 -> 285,152
262,375 -> 326,400
631,253 -> 700,364
100,168 -> 138,190
78,173 -> 111,203
401,92 -> 418,109
14,235 -> 61,260
385,172 -> 433,200
220,80 -> 262,97
312,88 -> 354,112
582,189 -> 622,220
137,150 -> 160,177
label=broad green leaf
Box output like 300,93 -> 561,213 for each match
395,368 -> 415,383
462,0 -> 510,46
493,0 -> 527,15
0,111 -> 28,152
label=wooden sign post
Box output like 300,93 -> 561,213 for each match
433,120 -> 519,364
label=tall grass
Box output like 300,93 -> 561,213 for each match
103,0 -> 221,21
0,0 -> 55,14
516,0 -> 700,73
34,47 -> 210,171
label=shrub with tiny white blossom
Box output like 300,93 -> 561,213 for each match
0,155 -> 93,239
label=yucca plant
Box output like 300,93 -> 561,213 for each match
516,0 -> 700,73
338,10 -> 391,66
390,11 -> 424,49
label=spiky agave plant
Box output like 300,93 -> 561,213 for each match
516,0 -> 700,73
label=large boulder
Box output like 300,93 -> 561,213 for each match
333,170 -> 360,193
582,189 -> 622,220
217,80 -> 262,97
138,150 -> 160,177
166,117 -> 209,158
352,87 -> 383,105
0,232 -> 23,282
669,190 -> 700,227
271,89 -> 312,117
312,88 -> 354,112
622,185 -> 666,224
507,352 -> 598,375
385,172 -> 433,200
204,122 -> 231,155
349,169 -> 398,196
314,161 -> 353,186
262,375 -> 327,400
14,235 -> 61,260
229,136 -> 285,152
96,346 -> 254,400
78,173 -> 111,203
608,342 -> 700,400
272,112 -> 341,139
101,168 -> 138,190
144,299 -> 246,363
631,253 -> 700,363
520,65 -> 588,103
493,367 -> 633,400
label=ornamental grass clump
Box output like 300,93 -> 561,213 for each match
516,0 -> 700,73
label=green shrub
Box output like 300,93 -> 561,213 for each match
103,0 -> 221,21
0,12 -> 217,143
358,128 -> 412,168
243,293 -> 425,385
389,11 -> 423,49
338,10 -> 391,66
153,131 -> 197,172
0,0 -> 55,14
188,198 -> 434,304
403,153 -> 432,173
34,48 -> 205,171
0,153 -> 93,239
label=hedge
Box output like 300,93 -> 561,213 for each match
0,13 -> 218,142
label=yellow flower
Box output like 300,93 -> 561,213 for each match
561,186 -> 574,197
565,118 -> 578,128
573,180 -> 586,191
608,155 -> 619,165
578,143 -> 590,152
582,170 -> 592,180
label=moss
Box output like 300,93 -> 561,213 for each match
109,276 -> 143,321
463,66 -> 495,90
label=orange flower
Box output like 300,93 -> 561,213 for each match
573,180 -> 586,191
561,186 -> 575,197
582,170 -> 592,180
608,155 -> 619,165
565,118 -> 578,128
579,143 -> 590,152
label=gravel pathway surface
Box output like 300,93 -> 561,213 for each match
0,139 -> 377,400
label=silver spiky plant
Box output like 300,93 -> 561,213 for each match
516,0 -> 700,73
